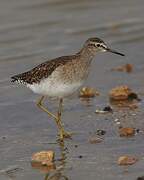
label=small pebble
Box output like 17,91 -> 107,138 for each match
96,130 -> 106,136
103,106 -> 113,112
118,155 -> 138,165
78,155 -> 83,159
79,87 -> 99,98
31,151 -> 55,166
95,106 -> 113,114
136,129 -> 140,133
116,122 -> 121,125
114,118 -> 119,122
2,136 -> 6,140
89,136 -> 103,144
95,110 -> 106,114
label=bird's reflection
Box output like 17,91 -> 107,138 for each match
79,97 -> 93,107
45,140 -> 69,180
31,140 -> 69,180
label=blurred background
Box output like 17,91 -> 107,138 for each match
0,0 -> 144,180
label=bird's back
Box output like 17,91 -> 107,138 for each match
11,55 -> 78,85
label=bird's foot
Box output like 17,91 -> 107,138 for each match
62,131 -> 73,139
57,130 -> 73,141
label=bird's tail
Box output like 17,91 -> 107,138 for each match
11,75 -> 18,82
11,73 -> 26,84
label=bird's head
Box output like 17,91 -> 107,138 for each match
84,37 -> 125,56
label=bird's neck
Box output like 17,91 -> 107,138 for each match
77,46 -> 96,65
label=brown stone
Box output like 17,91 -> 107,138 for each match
89,136 -> 103,144
111,63 -> 133,73
79,87 -> 99,98
31,151 -> 55,166
109,85 -> 138,101
118,155 -> 138,165
119,127 -> 135,137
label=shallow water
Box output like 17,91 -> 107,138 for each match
1,0 -> 144,179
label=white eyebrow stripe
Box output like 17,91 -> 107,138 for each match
100,44 -> 107,48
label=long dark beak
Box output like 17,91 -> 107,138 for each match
106,48 -> 125,56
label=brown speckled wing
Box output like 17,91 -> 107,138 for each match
11,55 -> 74,85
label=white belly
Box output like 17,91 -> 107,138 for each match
27,77 -> 83,98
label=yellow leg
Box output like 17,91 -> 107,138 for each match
36,96 -> 72,141
57,98 -> 72,140
37,96 -> 57,119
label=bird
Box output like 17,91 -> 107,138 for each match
11,37 -> 125,141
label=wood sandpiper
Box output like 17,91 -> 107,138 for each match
11,37 -> 125,141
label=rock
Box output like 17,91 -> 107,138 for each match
111,63 -> 133,73
137,176 -> 144,180
31,151 -> 55,166
125,64 -> 133,73
118,155 -> 138,165
103,106 -> 113,112
79,87 -> 99,98
95,106 -> 113,114
89,136 -> 103,144
96,129 -> 106,136
114,118 -> 121,126
119,127 -> 135,137
95,109 -> 107,114
109,85 -> 139,101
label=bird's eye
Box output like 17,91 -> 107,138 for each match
97,44 -> 100,47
